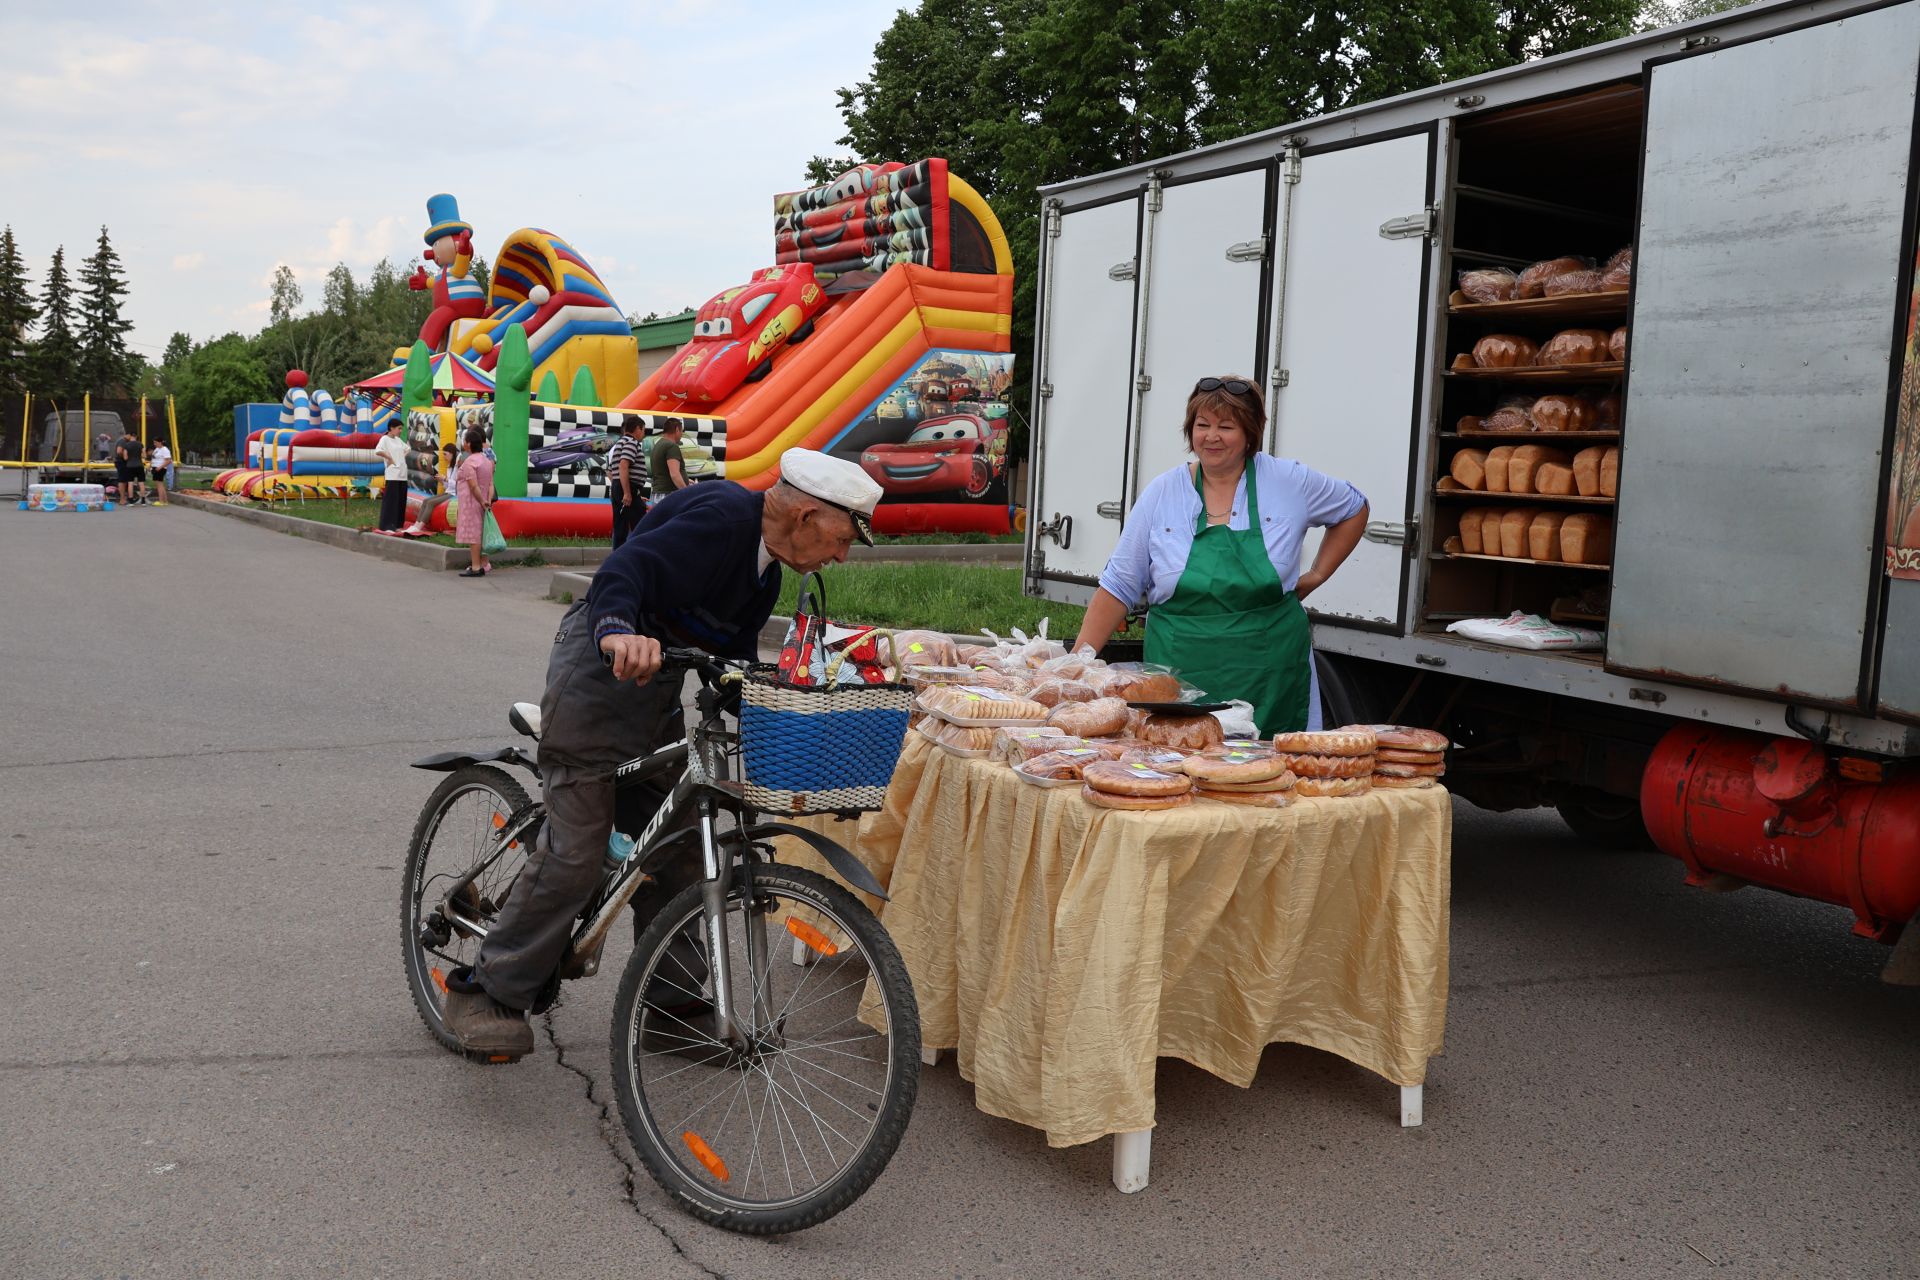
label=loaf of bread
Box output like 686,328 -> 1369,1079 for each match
1378,747 -> 1447,765
1090,668 -> 1184,703
1544,268 -> 1605,297
1272,729 -> 1377,756
1372,773 -> 1437,790
1183,745 -> 1288,784
1594,391 -> 1621,429
1029,678 -> 1095,708
1537,329 -> 1613,366
1138,713 -> 1224,752
1437,476 -> 1467,492
1484,401 -> 1532,433
1459,508 -> 1489,555
1508,445 -> 1571,494
1375,760 -> 1447,778
1516,256 -> 1588,299
1458,268 -> 1517,303
1194,771 -> 1298,794
1529,510 -> 1568,561
1294,776 -> 1374,798
1573,447 -> 1605,497
1118,746 -> 1193,771
1600,447 -> 1620,498
1599,247 -> 1632,292
1341,725 -> 1448,753
1534,463 -> 1576,496
1450,448 -> 1489,490
1473,334 -> 1539,368
1083,760 -> 1193,798
1559,514 -> 1614,565
892,630 -> 960,671
1285,752 -> 1376,779
1500,507 -> 1542,558
1530,395 -> 1594,433
1045,696 -> 1130,738
995,727 -> 1087,763
1484,445 -> 1516,493
1083,786 -> 1192,812
1195,787 -> 1293,808
1015,747 -> 1104,782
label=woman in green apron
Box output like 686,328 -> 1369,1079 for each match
1069,375 -> 1370,735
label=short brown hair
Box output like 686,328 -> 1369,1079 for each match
464,426 -> 487,452
1182,375 -> 1266,457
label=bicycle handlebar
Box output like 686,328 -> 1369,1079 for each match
598,639 -> 741,686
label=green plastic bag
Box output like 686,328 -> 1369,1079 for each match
481,509 -> 507,556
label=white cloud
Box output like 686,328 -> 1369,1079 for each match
172,253 -> 206,271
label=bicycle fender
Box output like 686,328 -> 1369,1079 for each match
745,822 -> 889,901
410,746 -> 539,774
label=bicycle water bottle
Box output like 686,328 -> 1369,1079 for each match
606,830 -> 638,870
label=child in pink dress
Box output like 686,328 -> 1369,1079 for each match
455,427 -> 496,577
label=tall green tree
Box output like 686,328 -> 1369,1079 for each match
76,225 -> 135,394
34,246 -> 79,399
268,264 -> 302,327
0,226 -> 37,396
172,333 -> 273,455
322,263 -> 358,319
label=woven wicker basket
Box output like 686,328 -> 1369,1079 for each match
739,663 -> 911,815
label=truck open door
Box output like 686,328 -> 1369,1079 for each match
1611,3 -> 1920,709
1269,129 -> 1441,632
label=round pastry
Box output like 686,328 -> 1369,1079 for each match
1273,729 -> 1378,757
1371,774 -> 1437,790
1286,752 -> 1376,780
1294,776 -> 1374,798
1138,712 -> 1225,752
1098,668 -> 1186,702
1083,760 -> 1193,798
1045,696 -> 1130,738
1377,747 -> 1446,766
1191,770 -> 1297,793
1083,786 -> 1193,812
1339,725 -> 1447,753
1471,334 -> 1538,369
1197,786 -> 1292,807
1118,746 -> 1192,770
1375,760 -> 1446,778
1088,738 -> 1147,760
1017,748 -> 1104,782
1183,746 -> 1288,784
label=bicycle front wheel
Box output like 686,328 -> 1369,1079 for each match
610,862 -> 919,1234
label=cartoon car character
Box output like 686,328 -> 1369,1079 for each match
657,263 -> 826,405
859,414 -> 1007,499
873,385 -> 921,422
527,430 -> 618,473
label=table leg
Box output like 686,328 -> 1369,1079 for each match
1111,1129 -> 1152,1194
921,1045 -> 941,1067
1401,1084 -> 1424,1128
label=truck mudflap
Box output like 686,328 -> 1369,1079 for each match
1641,726 -> 1920,943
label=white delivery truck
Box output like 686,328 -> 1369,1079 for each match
1024,0 -> 1920,976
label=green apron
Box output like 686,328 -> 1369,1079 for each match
1143,464 -> 1312,735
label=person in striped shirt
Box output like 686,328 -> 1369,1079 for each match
607,420 -> 648,547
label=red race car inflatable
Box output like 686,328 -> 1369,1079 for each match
657,263 -> 825,404
859,413 -> 1007,499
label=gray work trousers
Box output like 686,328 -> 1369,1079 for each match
475,601 -> 701,1011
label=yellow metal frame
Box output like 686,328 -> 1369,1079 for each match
0,395 -> 180,468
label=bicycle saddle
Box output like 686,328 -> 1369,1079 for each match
508,702 -> 542,739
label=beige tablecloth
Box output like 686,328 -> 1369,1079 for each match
785,733 -> 1451,1148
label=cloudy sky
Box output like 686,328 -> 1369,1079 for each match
0,0 -> 909,360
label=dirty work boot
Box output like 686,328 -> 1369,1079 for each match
441,968 -> 535,1062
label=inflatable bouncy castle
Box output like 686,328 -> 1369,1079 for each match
214,371 -> 403,500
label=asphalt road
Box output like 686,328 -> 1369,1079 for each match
3,504 -> 1916,1279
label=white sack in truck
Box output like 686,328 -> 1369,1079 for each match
1445,611 -> 1604,651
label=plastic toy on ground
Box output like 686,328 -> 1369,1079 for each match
23,482 -> 112,511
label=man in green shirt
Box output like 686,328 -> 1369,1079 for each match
647,419 -> 687,498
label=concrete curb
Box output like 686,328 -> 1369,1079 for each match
173,492 -> 610,572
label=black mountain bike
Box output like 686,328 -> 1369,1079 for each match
400,648 -> 920,1234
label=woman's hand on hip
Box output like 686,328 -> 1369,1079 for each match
1296,568 -> 1327,599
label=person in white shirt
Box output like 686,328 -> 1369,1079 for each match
148,439 -> 173,507
372,419 -> 412,532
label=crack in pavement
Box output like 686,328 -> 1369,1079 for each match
541,1008 -> 728,1280
0,1045 -> 444,1072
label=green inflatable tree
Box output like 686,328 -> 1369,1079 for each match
493,325 -> 532,499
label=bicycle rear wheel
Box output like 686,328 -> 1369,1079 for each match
610,861 -> 919,1234
401,765 -> 533,1051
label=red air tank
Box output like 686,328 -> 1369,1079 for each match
1641,726 -> 1920,939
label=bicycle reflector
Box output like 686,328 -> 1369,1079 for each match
785,917 -> 839,957
682,1131 -> 730,1182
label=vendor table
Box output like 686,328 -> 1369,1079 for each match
793,733 -> 1452,1192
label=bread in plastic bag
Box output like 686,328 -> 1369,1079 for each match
1543,268 -> 1605,297
1536,328 -> 1613,366
1029,677 -> 1096,708
1458,268 -> 1517,303
1529,394 -> 1595,433
1515,256 -> 1589,299
1483,397 -> 1534,434
903,664 -> 981,692
1594,390 -> 1622,429
1044,696 -> 1130,738
995,727 -> 1088,763
913,718 -> 998,757
1599,247 -> 1632,292
1013,747 -> 1105,786
1472,333 -> 1539,369
890,629 -> 959,672
1088,663 -> 1186,703
1609,326 -> 1628,363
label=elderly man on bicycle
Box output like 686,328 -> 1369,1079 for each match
442,448 -> 881,1059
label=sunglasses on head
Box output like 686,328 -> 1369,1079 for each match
1193,376 -> 1258,397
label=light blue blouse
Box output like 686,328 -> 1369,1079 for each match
1098,453 -> 1368,608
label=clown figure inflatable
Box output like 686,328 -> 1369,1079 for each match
409,193 -> 488,351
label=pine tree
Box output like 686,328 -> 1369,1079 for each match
76,226 -> 134,394
35,246 -> 79,398
0,226 -> 37,396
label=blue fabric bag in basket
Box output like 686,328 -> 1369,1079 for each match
741,572 -> 911,815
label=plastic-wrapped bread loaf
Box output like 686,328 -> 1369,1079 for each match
1499,508 -> 1543,558
1458,268 -> 1517,303
1472,334 -> 1539,368
1450,448 -> 1489,490
1573,446 -> 1605,497
1544,268 -> 1605,297
1537,329 -> 1614,366
1516,256 -> 1588,299
1484,445 -> 1516,493
1529,511 -> 1568,561
1534,462 -> 1576,496
1594,392 -> 1622,429
1609,327 -> 1628,363
1508,445 -> 1571,495
1483,399 -> 1533,433
1600,447 -> 1621,498
1560,514 -> 1614,564
1530,395 -> 1594,433
1599,247 -> 1632,293
1459,508 -> 1489,555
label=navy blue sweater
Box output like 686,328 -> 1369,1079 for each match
587,481 -> 781,660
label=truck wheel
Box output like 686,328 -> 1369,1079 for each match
1555,788 -> 1655,849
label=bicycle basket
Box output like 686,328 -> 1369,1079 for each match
739,662 -> 911,815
